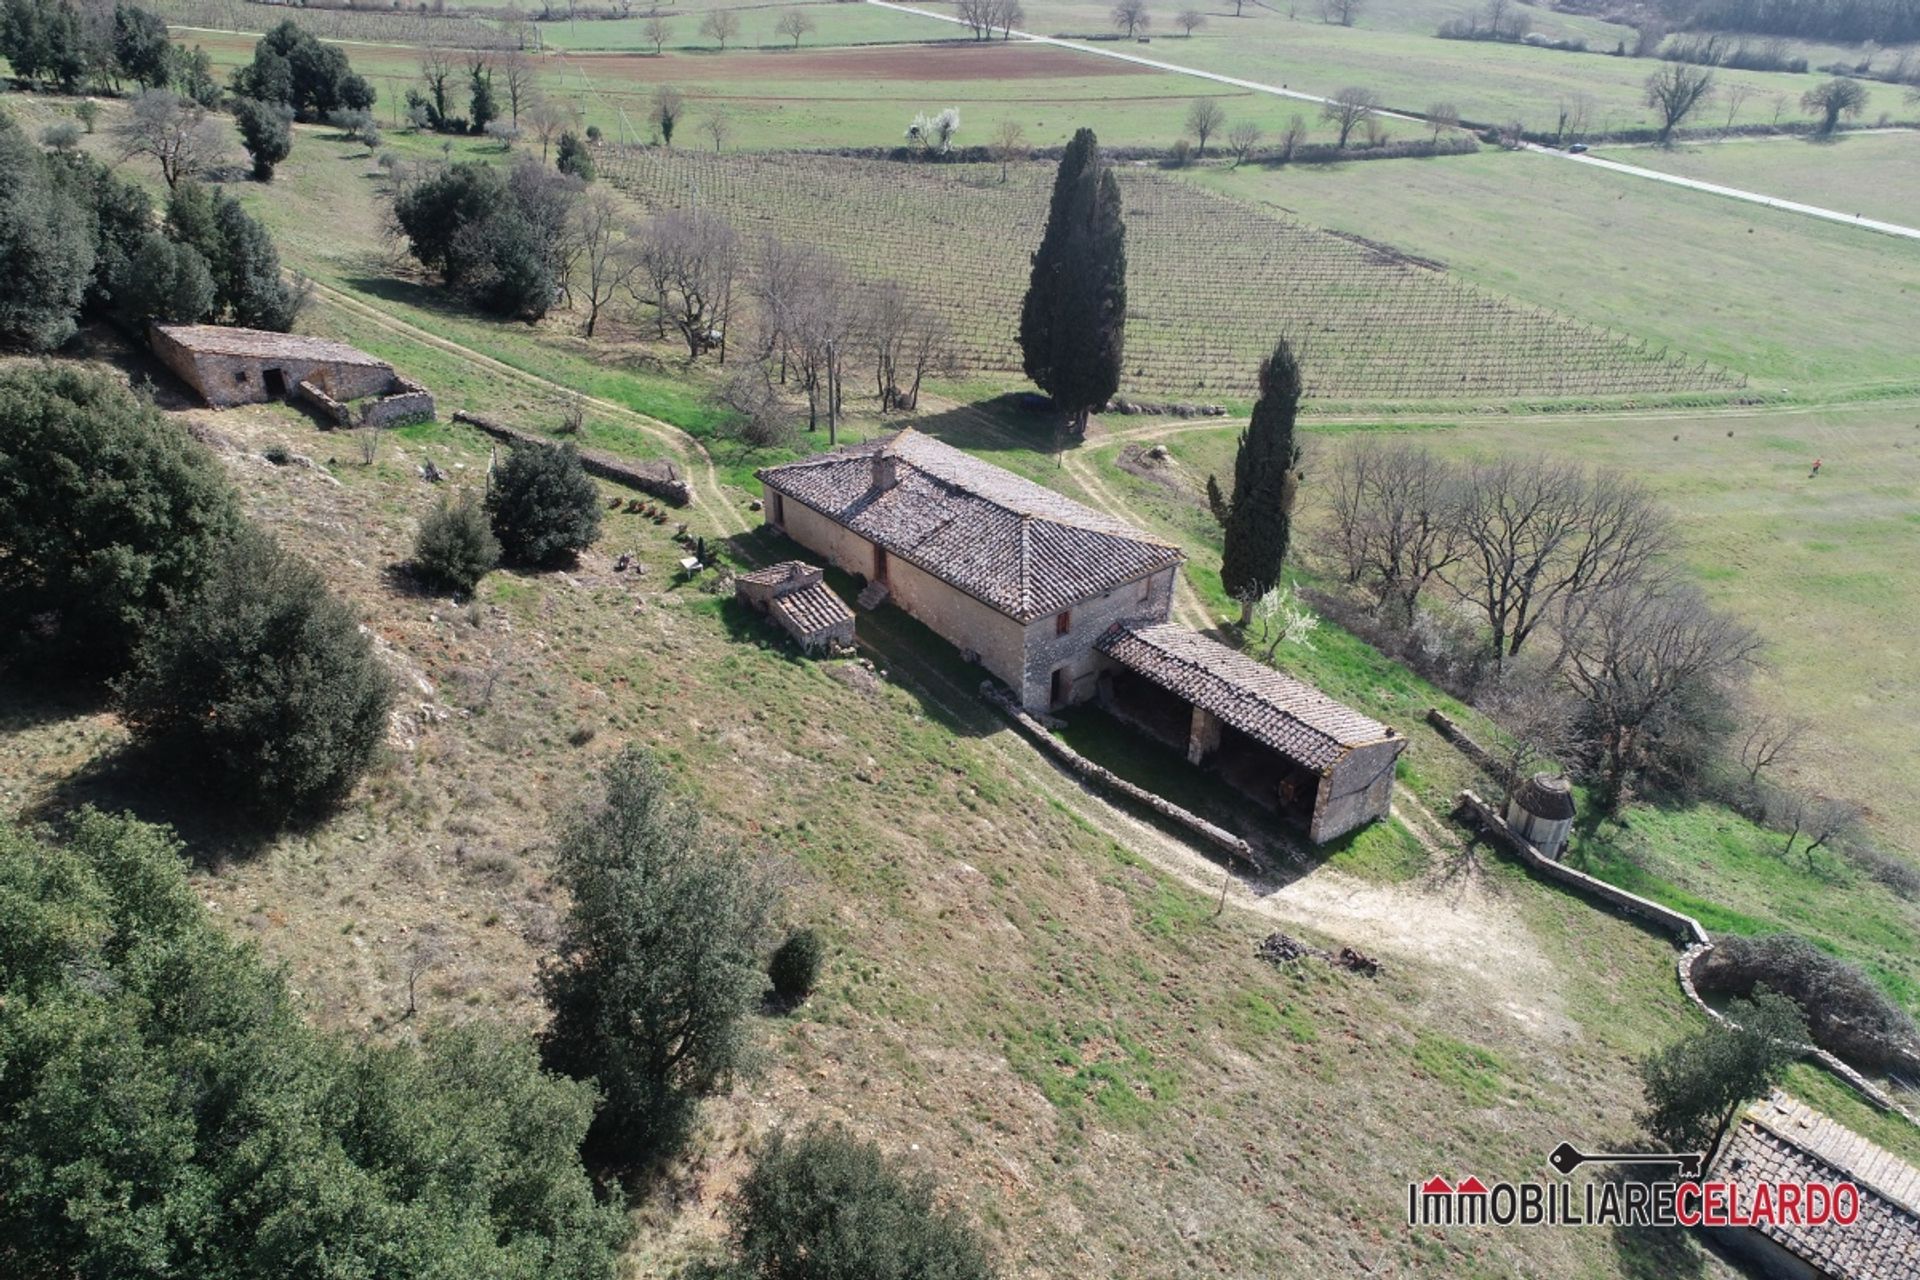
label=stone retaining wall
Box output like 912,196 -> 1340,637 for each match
453,410 -> 692,506
986,682 -> 1254,864
294,379 -> 351,427
1426,708 -> 1509,785
362,383 -> 436,428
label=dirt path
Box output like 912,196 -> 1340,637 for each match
305,280 -> 749,539
1056,444 -> 1213,630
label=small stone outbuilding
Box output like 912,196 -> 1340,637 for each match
150,324 -> 433,426
1706,1093 -> 1920,1280
735,561 -> 855,654
1506,773 -> 1575,859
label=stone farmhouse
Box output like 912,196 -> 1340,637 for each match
757,428 -> 1403,843
151,324 -> 433,427
1706,1093 -> 1920,1280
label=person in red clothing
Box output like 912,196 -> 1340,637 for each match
1810,458 -> 1823,476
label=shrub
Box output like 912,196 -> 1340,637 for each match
414,488 -> 501,594
230,20 -> 376,121
709,1127 -> 995,1280
768,928 -> 823,1004
1639,986 -> 1806,1156
117,231 -> 216,328
0,810 -> 630,1279
486,440 -> 602,566
233,97 -> 294,180
391,157 -> 575,319
329,107 -> 379,147
39,120 -> 80,150
1694,934 -> 1920,1072
116,526 -> 394,817
0,111 -> 93,351
541,748 -> 775,1161
557,130 -> 595,181
0,364 -> 242,674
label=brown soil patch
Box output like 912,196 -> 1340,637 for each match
573,41 -> 1149,83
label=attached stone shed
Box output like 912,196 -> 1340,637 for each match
758,429 -> 1183,710
1705,1094 -> 1920,1280
735,561 -> 855,653
150,324 -> 433,425
1095,622 -> 1403,844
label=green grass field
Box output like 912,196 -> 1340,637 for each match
1186,148 -> 1920,395
1600,130 -> 1920,230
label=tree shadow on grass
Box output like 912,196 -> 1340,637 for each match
908,393 -> 1068,459
0,666 -> 112,737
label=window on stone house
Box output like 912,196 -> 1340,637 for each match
1055,610 -> 1071,636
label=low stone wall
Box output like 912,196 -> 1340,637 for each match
1426,708 -> 1509,785
986,682 -> 1254,864
361,385 -> 435,428
1459,788 -> 1918,1121
453,410 -> 692,506
295,379 -> 351,427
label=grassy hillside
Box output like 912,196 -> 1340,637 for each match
1601,131 -> 1920,230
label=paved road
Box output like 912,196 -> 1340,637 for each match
868,0 -> 1920,242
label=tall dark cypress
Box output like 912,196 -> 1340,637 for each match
1208,340 -> 1304,623
1018,127 -> 1127,437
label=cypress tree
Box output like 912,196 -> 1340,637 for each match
1208,340 -> 1305,624
1018,127 -> 1126,437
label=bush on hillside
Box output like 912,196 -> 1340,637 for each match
117,231 -> 217,328
767,928 -> 823,1006
230,20 -> 375,121
0,365 -> 243,674
166,181 -> 304,331
391,157 -> 579,320
1693,934 -> 1920,1074
557,131 -> 595,181
0,809 -> 630,1278
486,441 -> 602,567
116,526 -> 394,817
697,1127 -> 996,1280
233,96 -> 294,180
413,489 -> 500,595
0,111 -> 93,350
541,748 -> 775,1163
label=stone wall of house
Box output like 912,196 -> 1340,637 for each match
360,383 -> 436,428
772,497 -> 1030,692
151,327 -> 400,408
1311,737 -> 1403,843
294,379 -> 352,426
1018,566 -> 1177,711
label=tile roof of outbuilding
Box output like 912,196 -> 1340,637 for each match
1096,622 -> 1397,773
153,324 -> 392,368
770,580 -> 854,638
1710,1094 -> 1920,1280
757,429 -> 1182,622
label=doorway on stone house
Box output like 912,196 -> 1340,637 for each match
263,368 -> 288,397
1050,666 -> 1070,709
873,545 -> 889,584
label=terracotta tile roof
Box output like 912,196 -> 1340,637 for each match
770,580 -> 854,638
153,324 -> 391,368
1096,622 -> 1396,773
739,560 -> 820,590
1711,1094 -> 1920,1280
757,429 -> 1182,622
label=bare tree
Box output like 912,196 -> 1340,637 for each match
1767,788 -> 1862,871
116,90 -> 225,188
716,364 -> 796,452
993,0 -> 1023,38
500,48 -> 536,125
418,42 -> 457,123
1278,112 -> 1307,161
1176,6 -> 1206,35
1632,18 -> 1666,57
653,83 -> 687,147
1802,77 -> 1869,135
1561,581 -> 1761,809
860,280 -> 953,411
643,13 -> 672,54
1645,62 -> 1716,143
1112,0 -> 1150,38
1554,92 -> 1594,144
1331,440 -> 1467,622
1481,666 -> 1580,805
1226,119 -> 1262,166
525,97 -> 570,162
1722,81 -> 1755,132
784,253 -> 854,440
573,187 -> 636,338
356,426 -> 382,465
747,233 -> 812,383
698,7 -> 741,48
1321,86 -> 1381,147
1426,100 -> 1459,141
775,8 -> 815,47
402,930 -> 447,1018
1739,713 -> 1808,786
990,118 -> 1028,181
633,210 -> 740,359
702,109 -> 733,153
1320,0 -> 1361,25
958,0 -> 995,39
1185,97 -> 1225,156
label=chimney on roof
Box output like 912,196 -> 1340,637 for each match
872,449 -> 899,494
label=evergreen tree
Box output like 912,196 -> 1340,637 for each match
1640,987 -> 1807,1158
541,748 -> 775,1163
1207,340 -> 1304,624
111,1 -> 172,88
468,62 -> 497,134
413,489 -> 500,594
485,441 -> 602,566
0,112 -> 92,350
0,364 -> 242,674
117,232 -> 215,329
230,20 -> 374,120
233,96 -> 293,180
1017,126 -> 1126,436
116,526 -> 394,817
211,190 -> 301,329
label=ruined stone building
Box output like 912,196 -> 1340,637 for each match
151,324 -> 433,427
758,428 -> 1403,843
